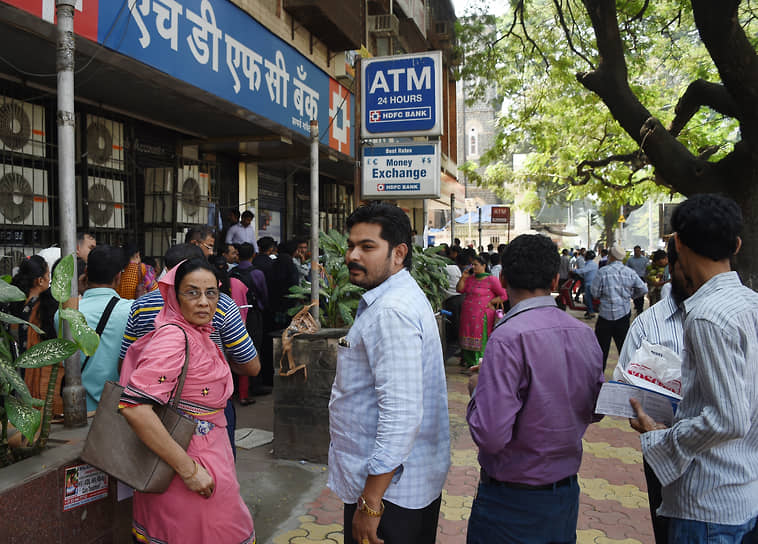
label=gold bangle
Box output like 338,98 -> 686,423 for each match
183,460 -> 198,480
358,495 -> 384,517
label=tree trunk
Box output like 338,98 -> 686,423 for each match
723,168 -> 758,290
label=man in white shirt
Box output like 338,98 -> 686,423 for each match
226,210 -> 257,252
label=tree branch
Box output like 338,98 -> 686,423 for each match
692,0 -> 758,142
552,0 -> 596,69
518,1 -> 550,70
669,79 -> 740,136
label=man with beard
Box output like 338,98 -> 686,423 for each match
615,238 -> 689,543
328,202 -> 450,544
630,194 -> 758,543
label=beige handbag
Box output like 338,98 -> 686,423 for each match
80,324 -> 197,493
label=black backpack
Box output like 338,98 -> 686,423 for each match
230,267 -> 265,347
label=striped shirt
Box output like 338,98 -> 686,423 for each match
616,293 -> 684,375
591,261 -> 648,320
119,289 -> 257,364
328,269 -> 451,509
641,272 -> 758,524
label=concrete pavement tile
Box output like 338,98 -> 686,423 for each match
594,417 -> 636,432
436,517 -> 469,537
580,477 -> 649,509
450,447 -> 479,467
577,529 -> 646,544
272,526 -> 309,544
439,490 -> 473,521
447,391 -> 471,405
585,426 -> 645,450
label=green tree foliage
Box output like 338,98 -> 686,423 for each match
458,1 -> 756,265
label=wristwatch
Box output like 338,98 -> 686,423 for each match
357,495 -> 385,517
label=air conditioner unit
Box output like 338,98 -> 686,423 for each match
176,166 -> 209,225
87,177 -> 125,229
368,14 -> 400,37
85,114 -> 124,171
144,229 -> 172,259
0,96 -> 46,158
0,246 -> 35,277
0,165 -> 49,226
431,19 -> 452,47
144,167 -> 174,223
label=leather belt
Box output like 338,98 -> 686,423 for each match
480,469 -> 576,491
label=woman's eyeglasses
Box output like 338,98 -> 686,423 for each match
179,288 -> 220,301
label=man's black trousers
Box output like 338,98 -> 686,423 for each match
343,495 -> 442,544
595,313 -> 631,371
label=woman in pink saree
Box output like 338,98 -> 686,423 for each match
456,255 -> 507,367
119,257 -> 255,543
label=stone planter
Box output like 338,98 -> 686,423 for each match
0,423 -> 132,544
272,328 -> 346,464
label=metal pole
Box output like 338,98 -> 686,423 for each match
422,198 -> 428,248
450,193 -> 455,246
57,0 -> 86,427
478,207 -> 482,251
309,120 -> 320,324
587,212 -> 591,250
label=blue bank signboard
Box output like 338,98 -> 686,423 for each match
96,0 -> 353,157
361,52 -> 442,138
362,142 -> 440,199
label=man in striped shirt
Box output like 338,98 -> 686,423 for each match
631,194 -> 758,543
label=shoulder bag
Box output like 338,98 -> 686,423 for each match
80,323 -> 197,493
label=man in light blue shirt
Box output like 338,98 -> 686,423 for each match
631,194 -> 758,543
626,245 -> 649,315
58,245 -> 132,412
591,244 -> 647,369
328,202 -> 450,544
575,249 -> 599,318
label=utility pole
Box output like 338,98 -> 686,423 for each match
309,120 -> 320,323
57,0 -> 86,427
450,193 -> 455,246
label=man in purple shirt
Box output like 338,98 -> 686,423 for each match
466,234 -> 605,543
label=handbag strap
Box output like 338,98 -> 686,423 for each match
80,296 -> 120,374
157,323 -> 190,408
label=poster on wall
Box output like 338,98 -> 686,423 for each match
259,209 -> 281,243
63,463 -> 109,511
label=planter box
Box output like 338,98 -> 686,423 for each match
0,423 -> 132,544
272,328 -> 346,464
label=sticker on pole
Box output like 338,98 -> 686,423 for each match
362,143 -> 440,199
361,52 -> 442,138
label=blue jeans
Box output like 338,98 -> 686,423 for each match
584,284 -> 595,313
668,517 -> 758,543
466,476 -> 580,544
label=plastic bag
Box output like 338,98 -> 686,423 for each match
613,339 -> 682,397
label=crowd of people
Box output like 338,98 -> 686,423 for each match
2,194 -> 757,543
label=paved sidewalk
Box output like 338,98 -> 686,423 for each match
237,311 -> 654,544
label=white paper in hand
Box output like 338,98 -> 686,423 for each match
595,381 -> 679,426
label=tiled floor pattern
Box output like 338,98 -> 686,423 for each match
271,361 -> 653,544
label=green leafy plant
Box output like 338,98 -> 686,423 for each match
0,254 -> 99,467
410,245 -> 452,313
288,231 -> 453,327
287,230 -> 364,328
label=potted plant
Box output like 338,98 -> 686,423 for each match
0,254 -> 98,466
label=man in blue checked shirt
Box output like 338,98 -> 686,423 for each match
328,202 -> 450,544
631,194 -> 758,543
591,243 -> 648,370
